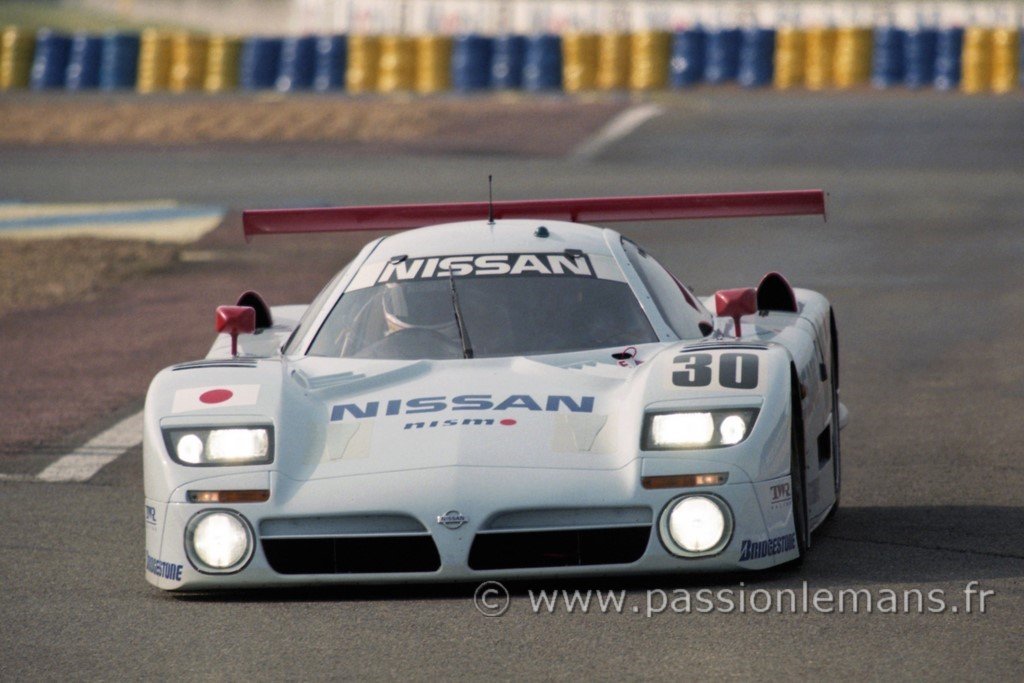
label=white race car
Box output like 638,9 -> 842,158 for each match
143,190 -> 846,590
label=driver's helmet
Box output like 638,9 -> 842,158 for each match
382,282 -> 457,333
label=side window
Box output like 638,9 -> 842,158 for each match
283,264 -> 350,354
620,238 -> 711,340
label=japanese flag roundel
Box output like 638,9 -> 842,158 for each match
172,385 -> 260,413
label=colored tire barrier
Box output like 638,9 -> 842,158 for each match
100,32 -> 140,90
240,36 -> 282,90
523,34 -> 562,92
773,27 -> 805,89
833,27 -> 871,88
562,33 -> 598,92
30,30 -> 71,90
629,31 -> 669,91
705,28 -> 742,84
903,29 -> 938,89
451,34 -> 491,92
277,35 -> 317,92
490,35 -> 525,89
596,33 -> 630,90
205,35 -> 241,92
137,29 -> 171,93
66,33 -> 102,90
670,28 -> 705,88
872,27 -> 904,88
991,28 -> 1020,94
314,35 -> 346,92
934,28 -> 964,90
739,28 -> 775,88
1,27 -> 34,90
169,33 -> 208,92
3,15 -> 1021,96
415,35 -> 450,93
804,27 -> 836,90
345,34 -> 379,93
961,27 -> 992,94
378,35 -> 415,93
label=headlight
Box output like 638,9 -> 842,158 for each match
659,495 -> 733,557
185,510 -> 254,573
642,409 -> 759,450
163,426 -> 273,466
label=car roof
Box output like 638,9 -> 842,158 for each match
369,219 -> 617,260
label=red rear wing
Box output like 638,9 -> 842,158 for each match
242,190 -> 826,241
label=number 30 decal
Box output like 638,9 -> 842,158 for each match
672,353 -> 759,389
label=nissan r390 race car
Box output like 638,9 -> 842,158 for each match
143,190 -> 848,590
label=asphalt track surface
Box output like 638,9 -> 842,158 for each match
1,92 -> 1023,680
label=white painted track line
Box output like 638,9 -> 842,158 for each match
35,411 -> 143,483
571,103 -> 665,162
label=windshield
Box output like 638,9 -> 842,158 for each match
307,275 -> 658,360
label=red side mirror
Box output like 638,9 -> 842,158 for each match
714,287 -> 758,338
216,305 -> 256,357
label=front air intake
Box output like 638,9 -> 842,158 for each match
468,526 -> 651,570
262,536 -> 441,574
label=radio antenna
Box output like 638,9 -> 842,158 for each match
487,175 -> 494,225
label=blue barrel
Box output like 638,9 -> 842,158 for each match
451,34 -> 493,92
30,30 -> 72,89
871,27 -> 905,88
933,28 -> 963,90
277,35 -> 317,91
670,28 -> 706,87
313,34 -> 346,91
65,33 -> 103,90
490,34 -> 526,89
522,34 -> 562,91
99,32 -> 140,90
240,37 -> 283,90
738,27 -> 775,87
704,28 -> 742,84
902,28 -> 937,88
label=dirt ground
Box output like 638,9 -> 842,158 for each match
0,94 -> 625,156
0,237 -> 180,317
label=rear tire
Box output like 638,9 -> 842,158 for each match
789,366 -> 810,562
827,307 -> 841,518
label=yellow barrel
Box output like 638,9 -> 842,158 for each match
377,35 -> 415,92
596,32 -> 630,90
169,32 -> 208,92
415,35 -> 451,94
629,31 -> 670,91
562,32 -> 598,92
804,27 -> 836,90
773,27 -> 806,89
961,27 -> 993,94
137,29 -> 172,93
204,35 -> 241,92
346,35 -> 380,93
833,27 -> 871,88
0,26 -> 34,90
991,28 -> 1020,94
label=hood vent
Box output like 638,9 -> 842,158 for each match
680,342 -> 769,352
172,359 -> 259,371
